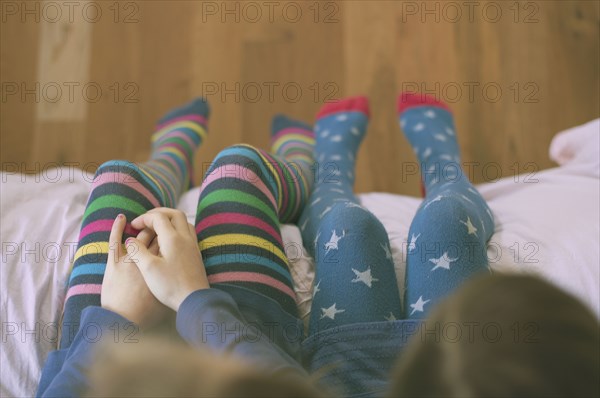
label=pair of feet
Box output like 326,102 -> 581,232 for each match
151,93 -> 461,196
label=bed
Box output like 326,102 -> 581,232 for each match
1,119 -> 598,397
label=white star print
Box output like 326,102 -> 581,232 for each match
330,154 -> 342,161
321,129 -> 330,138
351,267 -> 379,288
400,119 -> 407,129
408,233 -> 421,253
445,127 -> 455,136
312,280 -> 321,298
331,188 -> 345,194
424,109 -> 436,118
423,195 -> 443,209
300,218 -> 309,231
486,207 -> 494,221
429,252 -> 459,271
319,206 -> 333,219
331,135 -> 342,142
460,216 -> 478,236
347,171 -> 353,178
434,134 -> 447,142
336,114 -> 348,122
320,303 -> 345,320
345,202 -> 363,209
324,229 -> 345,254
422,147 -> 432,159
311,197 -> 322,206
380,243 -> 393,260
384,312 -> 397,321
350,127 -> 360,136
410,296 -> 430,315
440,154 -> 452,161
313,231 -> 321,249
413,146 -> 419,156
461,194 -> 475,205
467,187 -> 478,195
413,122 -> 425,132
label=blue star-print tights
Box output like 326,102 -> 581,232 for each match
300,94 -> 495,336
299,96 -> 402,335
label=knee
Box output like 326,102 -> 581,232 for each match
208,144 -> 269,178
323,202 -> 385,233
212,144 -> 263,167
419,192 -> 469,218
94,159 -> 143,182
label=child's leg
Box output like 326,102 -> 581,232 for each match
299,97 -> 403,336
397,93 -> 495,319
60,98 -> 209,348
195,116 -> 314,317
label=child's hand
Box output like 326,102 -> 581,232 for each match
127,208 -> 210,311
101,214 -> 169,327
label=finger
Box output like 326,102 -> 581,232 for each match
125,237 -> 154,270
149,237 -> 160,256
136,227 -> 157,247
188,223 -> 197,240
143,208 -> 190,235
108,214 -> 126,263
131,212 -> 176,241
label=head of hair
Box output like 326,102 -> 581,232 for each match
84,336 -> 326,398
389,273 -> 600,398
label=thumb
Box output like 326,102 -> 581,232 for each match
124,237 -> 154,270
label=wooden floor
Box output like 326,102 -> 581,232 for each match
2,0 -> 599,195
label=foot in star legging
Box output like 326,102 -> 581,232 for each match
397,92 -> 494,319
194,114 -> 315,316
299,96 -> 403,335
59,98 -> 209,348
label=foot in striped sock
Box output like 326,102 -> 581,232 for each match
270,114 -> 315,222
59,98 -> 209,349
271,114 -> 315,172
151,97 -> 210,192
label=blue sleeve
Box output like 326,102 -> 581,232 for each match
36,307 -> 137,398
176,288 -> 307,378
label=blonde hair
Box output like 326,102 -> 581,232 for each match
85,336 -> 326,397
389,273 -> 600,397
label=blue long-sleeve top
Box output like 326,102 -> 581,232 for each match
37,286 -> 417,397
37,287 -> 308,397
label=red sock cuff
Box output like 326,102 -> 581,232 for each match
397,92 -> 451,114
316,96 -> 370,119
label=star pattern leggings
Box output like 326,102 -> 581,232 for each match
301,95 -> 495,337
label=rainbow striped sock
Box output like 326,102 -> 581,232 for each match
195,121 -> 314,315
59,98 -> 209,349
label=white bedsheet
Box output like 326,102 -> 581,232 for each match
1,119 -> 598,397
